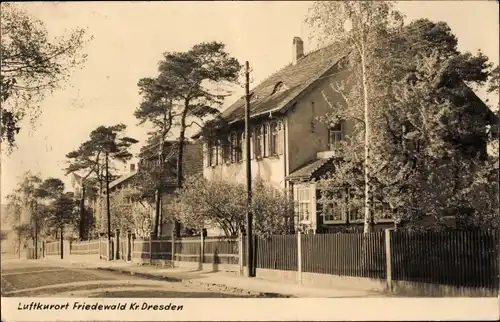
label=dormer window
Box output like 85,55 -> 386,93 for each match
271,82 -> 285,95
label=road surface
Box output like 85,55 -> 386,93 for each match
1,259 -> 255,298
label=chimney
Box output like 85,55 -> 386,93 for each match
130,163 -> 136,172
292,37 -> 304,65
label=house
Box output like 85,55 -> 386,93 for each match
194,36 -> 497,234
193,37 -> 358,233
96,139 -> 203,237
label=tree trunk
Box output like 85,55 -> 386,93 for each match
33,204 -> 38,260
153,189 -> 162,237
79,185 -> 86,240
105,152 -> 111,243
60,226 -> 64,259
153,134 -> 166,237
174,106 -> 189,237
361,44 -> 373,234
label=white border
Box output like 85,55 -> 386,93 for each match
1,297 -> 499,321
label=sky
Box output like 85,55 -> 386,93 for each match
1,1 -> 499,203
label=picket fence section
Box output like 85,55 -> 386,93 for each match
42,229 -> 499,292
69,239 -> 100,255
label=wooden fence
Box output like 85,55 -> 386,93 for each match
69,239 -> 100,255
43,229 -> 499,292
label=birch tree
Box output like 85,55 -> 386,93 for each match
311,12 -> 497,230
307,0 -> 404,233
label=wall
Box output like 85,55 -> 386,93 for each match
203,120 -> 287,190
286,68 -> 355,173
204,155 -> 286,190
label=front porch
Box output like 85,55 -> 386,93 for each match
286,155 -> 394,233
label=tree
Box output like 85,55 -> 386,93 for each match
67,124 -> 138,240
134,77 -> 177,237
0,3 -> 91,150
309,12 -> 497,230
306,0 -> 404,233
168,175 -> 292,238
65,137 -> 107,240
145,42 -> 241,236
4,171 -> 43,254
108,185 -> 155,238
487,65 -> 499,96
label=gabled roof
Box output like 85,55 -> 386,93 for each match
109,169 -> 138,190
220,42 -> 348,124
286,156 -> 337,182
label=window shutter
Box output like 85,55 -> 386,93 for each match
278,121 -> 284,155
263,124 -> 269,158
203,143 -> 209,167
250,131 -> 254,160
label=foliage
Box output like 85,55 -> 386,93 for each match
0,3 -> 91,150
64,123 -> 138,236
167,174 -> 291,237
308,3 -> 498,230
4,171 -> 43,242
105,186 -> 154,238
307,0 -> 404,233
487,65 -> 499,95
136,41 -> 241,236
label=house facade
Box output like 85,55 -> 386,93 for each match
94,140 -> 204,237
199,36 -> 497,234
197,37 -> 372,233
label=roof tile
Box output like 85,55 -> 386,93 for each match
221,42 -> 347,123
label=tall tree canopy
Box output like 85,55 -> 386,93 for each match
307,2 -> 498,230
0,3 -> 91,150
135,41 -> 241,236
65,124 -> 138,235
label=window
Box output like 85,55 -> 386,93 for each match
236,132 -> 243,161
230,133 -> 237,162
296,186 -> 311,223
249,131 -> 254,160
373,201 -> 395,221
208,141 -> 218,166
270,122 -> 279,156
320,189 -> 345,223
328,121 -> 344,151
263,124 -> 269,158
347,188 -> 364,222
255,125 -> 263,159
220,140 -> 230,164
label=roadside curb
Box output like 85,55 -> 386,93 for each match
95,267 -> 183,283
94,266 -> 292,298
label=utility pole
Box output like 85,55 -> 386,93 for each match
34,202 -> 38,259
244,61 -> 254,278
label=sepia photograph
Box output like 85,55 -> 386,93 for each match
1,1 -> 499,321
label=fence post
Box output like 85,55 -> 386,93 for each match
106,237 -> 110,261
297,231 -> 302,284
171,231 -> 176,266
127,231 -> 132,262
200,231 -> 205,270
149,232 -> 154,265
115,229 -> 120,260
385,229 -> 393,292
99,235 -> 102,259
238,233 -> 243,276
42,240 -> 45,258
